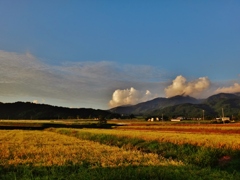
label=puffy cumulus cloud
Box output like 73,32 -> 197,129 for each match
165,75 -> 211,98
109,87 -> 155,108
215,83 -> 240,94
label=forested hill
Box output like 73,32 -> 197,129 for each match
0,102 -> 120,120
110,93 -> 240,120
150,93 -> 240,120
110,95 -> 200,115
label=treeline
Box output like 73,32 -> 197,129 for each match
0,102 -> 121,120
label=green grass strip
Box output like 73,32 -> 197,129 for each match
1,164 -> 240,180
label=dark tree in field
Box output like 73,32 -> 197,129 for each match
98,115 -> 107,125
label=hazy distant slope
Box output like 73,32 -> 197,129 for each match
151,103 -> 217,119
204,93 -> 240,107
204,93 -> 240,117
151,93 -> 240,119
110,95 -> 200,115
110,92 -> 240,119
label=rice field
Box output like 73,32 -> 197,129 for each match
0,130 -> 179,167
1,121 -> 240,179
114,123 -> 240,134
65,127 -> 240,149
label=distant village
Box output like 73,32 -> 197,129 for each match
146,116 -> 232,123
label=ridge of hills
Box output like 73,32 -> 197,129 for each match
110,93 -> 240,120
1,92 -> 240,120
0,102 -> 120,120
110,95 -> 201,115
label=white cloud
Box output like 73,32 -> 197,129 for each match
0,50 -> 164,109
215,83 -> 240,94
109,87 -> 155,108
164,75 -> 211,98
3,50 -> 238,109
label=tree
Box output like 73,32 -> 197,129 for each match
129,114 -> 135,119
98,115 -> 107,125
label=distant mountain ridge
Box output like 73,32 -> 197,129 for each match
1,92 -> 240,120
110,95 -> 200,115
0,102 -> 120,120
109,93 -> 240,119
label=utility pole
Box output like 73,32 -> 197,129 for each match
222,108 -> 225,124
202,110 -> 205,121
162,113 -> 163,122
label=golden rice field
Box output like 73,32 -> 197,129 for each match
116,123 -> 240,130
76,128 -> 240,150
113,122 -> 240,134
1,123 -> 240,179
0,130 -> 182,167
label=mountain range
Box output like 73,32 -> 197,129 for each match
1,92 -> 240,120
109,93 -> 240,120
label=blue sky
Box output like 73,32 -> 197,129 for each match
0,1 -> 239,109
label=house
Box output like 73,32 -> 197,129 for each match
171,117 -> 184,122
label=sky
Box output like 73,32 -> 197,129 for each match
0,1 -> 240,109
